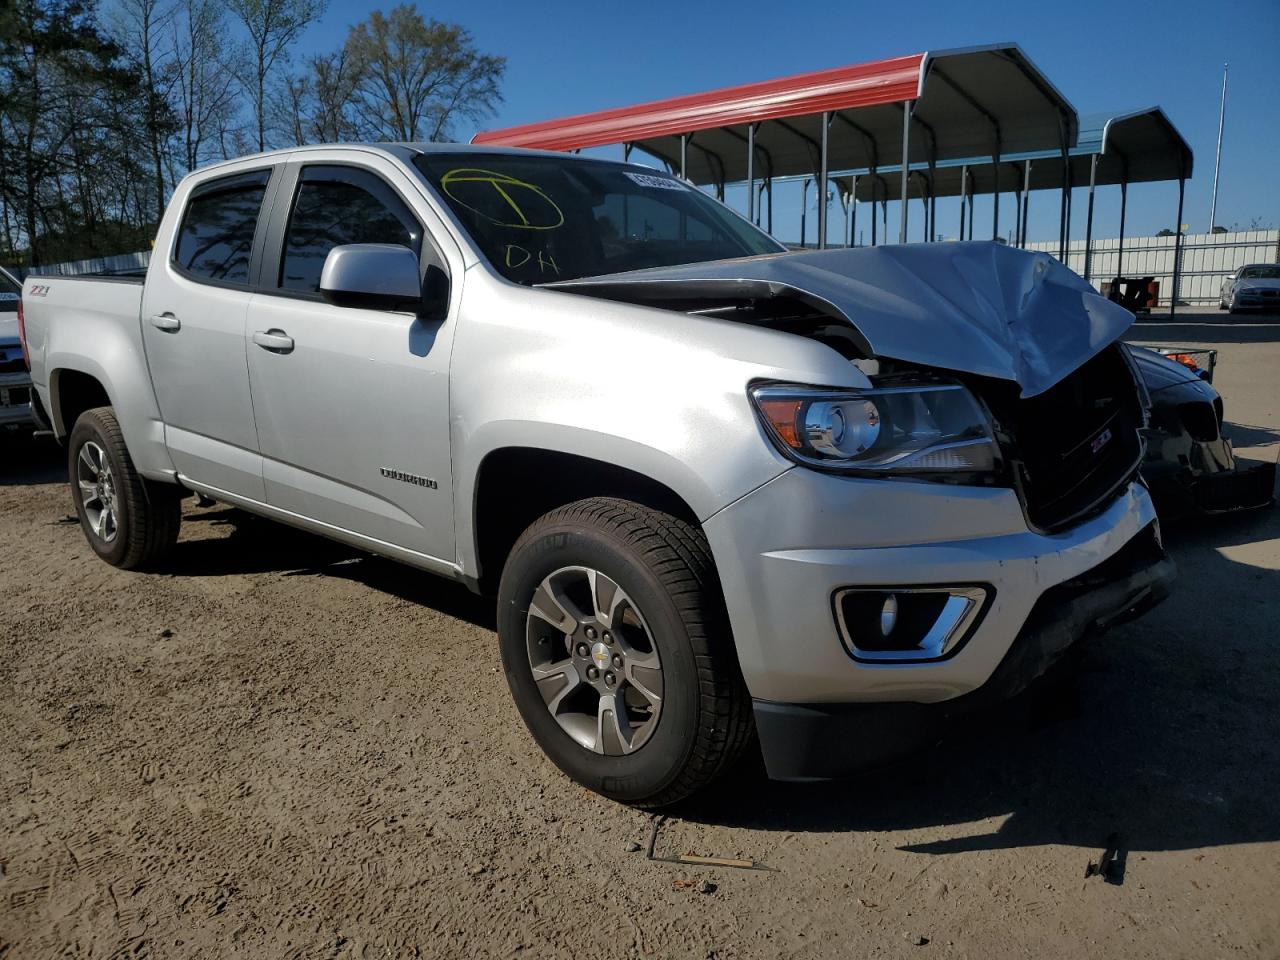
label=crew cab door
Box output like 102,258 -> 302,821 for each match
141,166 -> 279,500
244,156 -> 459,566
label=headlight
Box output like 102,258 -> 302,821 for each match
750,378 -> 999,476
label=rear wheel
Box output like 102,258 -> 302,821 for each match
68,407 -> 181,569
497,497 -> 754,807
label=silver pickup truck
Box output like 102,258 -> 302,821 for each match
20,143 -> 1173,805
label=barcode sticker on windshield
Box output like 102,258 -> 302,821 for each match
625,172 -> 687,191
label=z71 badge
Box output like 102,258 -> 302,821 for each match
380,467 -> 438,489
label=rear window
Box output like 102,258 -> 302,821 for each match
174,170 -> 271,284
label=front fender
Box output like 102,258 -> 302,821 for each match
448,277 -> 859,579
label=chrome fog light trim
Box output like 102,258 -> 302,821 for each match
833,585 -> 991,663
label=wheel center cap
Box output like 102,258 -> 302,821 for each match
589,641 -> 611,671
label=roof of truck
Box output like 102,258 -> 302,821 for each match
185,141 -> 639,182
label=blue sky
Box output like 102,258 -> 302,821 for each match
295,0 -> 1279,245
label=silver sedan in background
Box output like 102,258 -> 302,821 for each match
1220,263 -> 1280,312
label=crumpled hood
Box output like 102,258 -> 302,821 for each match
548,241 -> 1134,398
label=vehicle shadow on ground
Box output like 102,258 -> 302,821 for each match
0,433 -> 64,485
173,506 -> 496,630
684,506 -> 1280,857
1225,422 -> 1280,449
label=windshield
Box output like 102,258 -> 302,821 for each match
1240,265 -> 1280,280
414,152 -> 783,285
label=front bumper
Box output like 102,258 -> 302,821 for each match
704,468 -> 1159,705
753,526 -> 1173,780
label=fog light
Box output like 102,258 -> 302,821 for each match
834,586 -> 990,662
880,594 -> 898,636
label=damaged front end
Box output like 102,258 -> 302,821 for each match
1130,346 -> 1277,515
550,241 -> 1148,533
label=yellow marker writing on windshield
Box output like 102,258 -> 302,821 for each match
442,169 -> 564,230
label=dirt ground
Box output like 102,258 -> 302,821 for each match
2,311 -> 1278,959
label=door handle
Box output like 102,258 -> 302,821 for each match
150,313 -> 181,332
252,329 -> 294,353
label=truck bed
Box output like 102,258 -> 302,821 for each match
22,274 -> 146,392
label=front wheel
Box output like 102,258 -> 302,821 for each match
497,498 -> 754,807
68,407 -> 181,570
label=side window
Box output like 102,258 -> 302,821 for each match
279,166 -> 422,293
173,170 -> 271,284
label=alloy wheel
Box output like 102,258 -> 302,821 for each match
77,440 -> 119,543
525,565 -> 664,755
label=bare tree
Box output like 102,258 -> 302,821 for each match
170,0 -> 243,170
271,48 -> 360,146
346,4 -> 504,142
110,0 -> 177,216
227,0 -> 325,151
308,49 -> 360,142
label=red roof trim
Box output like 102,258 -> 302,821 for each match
473,53 -> 925,151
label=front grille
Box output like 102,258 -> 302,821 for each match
976,344 -> 1144,532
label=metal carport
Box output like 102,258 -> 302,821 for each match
827,107 -> 1194,311
473,44 -> 1077,252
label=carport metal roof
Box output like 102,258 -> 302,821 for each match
835,107 -> 1193,202
823,107 -> 1193,294
473,43 -> 1078,248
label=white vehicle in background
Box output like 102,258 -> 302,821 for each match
0,265 -> 36,430
1219,263 -> 1280,313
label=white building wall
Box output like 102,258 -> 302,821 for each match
1026,230 -> 1279,307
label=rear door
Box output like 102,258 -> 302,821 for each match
142,166 -> 279,500
244,155 -> 459,565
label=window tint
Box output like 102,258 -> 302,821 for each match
280,167 -> 422,292
173,171 -> 270,283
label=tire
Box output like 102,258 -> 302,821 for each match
497,497 -> 754,807
68,406 -> 181,570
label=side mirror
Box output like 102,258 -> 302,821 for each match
319,244 -> 428,313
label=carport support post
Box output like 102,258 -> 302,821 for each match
928,151 -> 937,241
800,178 -> 810,247
745,124 -> 755,221
849,175 -> 858,246
1058,119 -> 1070,260
1020,161 -> 1031,247
1021,160 -> 1031,247
679,134 -> 688,179
1084,153 -> 1098,281
818,112 -> 830,249
991,140 -> 1001,240
871,172 -> 879,246
1118,179 -> 1128,279
1171,177 -> 1186,317
899,103 -> 912,243
959,165 -> 968,241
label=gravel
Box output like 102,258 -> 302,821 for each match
1,313 -> 1277,958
